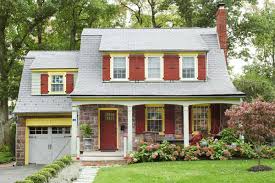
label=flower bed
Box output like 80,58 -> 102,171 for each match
15,155 -> 73,183
126,139 -> 275,164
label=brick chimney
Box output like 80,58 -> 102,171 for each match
216,3 -> 227,60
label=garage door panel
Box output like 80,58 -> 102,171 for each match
29,127 -> 51,164
29,126 -> 71,164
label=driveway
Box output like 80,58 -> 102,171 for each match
0,164 -> 43,183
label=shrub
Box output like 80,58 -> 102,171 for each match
53,160 -> 66,169
38,169 -> 52,180
260,146 -> 275,159
25,173 -> 47,183
41,168 -> 57,177
15,180 -> 34,183
220,128 -> 239,144
80,124 -> 92,138
59,155 -> 72,165
44,164 -> 62,172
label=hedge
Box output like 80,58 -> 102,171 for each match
15,156 -> 73,183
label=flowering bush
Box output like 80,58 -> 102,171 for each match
126,139 -> 274,164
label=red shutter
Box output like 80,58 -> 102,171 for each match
135,105 -> 145,134
164,105 -> 175,134
210,104 -> 221,134
189,106 -> 192,133
129,54 -> 145,80
102,55 -> 111,81
197,54 -> 206,80
163,54 -> 180,80
66,74 -> 74,94
41,74 -> 49,94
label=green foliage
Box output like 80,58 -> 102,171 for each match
25,173 -> 47,183
15,180 -> 34,183
126,140 -> 274,164
38,170 -> 52,180
53,160 -> 66,169
0,145 -> 14,164
16,156 -> 73,182
233,71 -> 275,102
59,155 -> 73,165
41,168 -> 57,177
80,124 -> 92,138
44,163 -> 62,172
220,128 -> 239,144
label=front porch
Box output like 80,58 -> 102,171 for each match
70,97 -> 241,160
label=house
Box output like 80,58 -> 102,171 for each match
14,4 -> 244,165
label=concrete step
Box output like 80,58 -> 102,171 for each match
80,156 -> 124,161
82,151 -> 124,157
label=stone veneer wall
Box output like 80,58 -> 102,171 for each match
16,117 -> 26,166
79,104 -> 129,151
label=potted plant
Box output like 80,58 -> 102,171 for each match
80,124 -> 92,152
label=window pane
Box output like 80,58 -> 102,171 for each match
148,57 -> 160,79
193,106 -> 209,132
51,75 -> 64,92
147,107 -> 163,132
113,57 -> 126,79
182,57 -> 195,79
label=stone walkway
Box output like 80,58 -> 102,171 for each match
73,166 -> 99,183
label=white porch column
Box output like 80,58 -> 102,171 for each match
71,106 -> 79,156
183,105 -> 190,147
127,105 -> 133,152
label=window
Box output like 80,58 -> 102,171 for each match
147,57 -> 161,79
29,127 -> 48,134
52,127 -> 71,134
146,106 -> 164,132
192,105 -> 211,132
113,57 -> 126,79
182,57 -> 195,79
51,75 -> 64,92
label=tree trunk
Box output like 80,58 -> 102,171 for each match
0,15 -> 8,145
37,0 -> 43,49
148,0 -> 158,28
69,7 -> 77,50
0,99 -> 8,145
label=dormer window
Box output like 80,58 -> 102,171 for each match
147,57 -> 161,80
51,75 -> 64,92
181,56 -> 196,79
113,57 -> 127,79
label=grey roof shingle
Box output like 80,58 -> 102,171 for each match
72,29 -> 243,96
14,52 -> 76,114
82,28 -> 216,52
29,51 -> 79,69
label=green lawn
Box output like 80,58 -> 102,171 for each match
0,151 -> 14,164
94,160 -> 275,183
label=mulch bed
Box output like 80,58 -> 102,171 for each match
248,165 -> 273,172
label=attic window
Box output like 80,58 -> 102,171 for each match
147,57 -> 161,79
51,75 -> 64,92
113,57 -> 126,79
182,57 -> 196,79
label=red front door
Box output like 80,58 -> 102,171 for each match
100,110 -> 117,151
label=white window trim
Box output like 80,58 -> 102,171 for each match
110,55 -> 129,81
179,55 -> 198,81
145,54 -> 164,81
48,72 -> 66,95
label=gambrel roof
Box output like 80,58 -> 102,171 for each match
72,28 -> 243,96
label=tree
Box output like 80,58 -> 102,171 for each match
118,0 -> 174,28
233,70 -> 275,102
0,0 -> 63,144
234,3 -> 275,83
49,0 -> 123,50
225,99 -> 275,170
